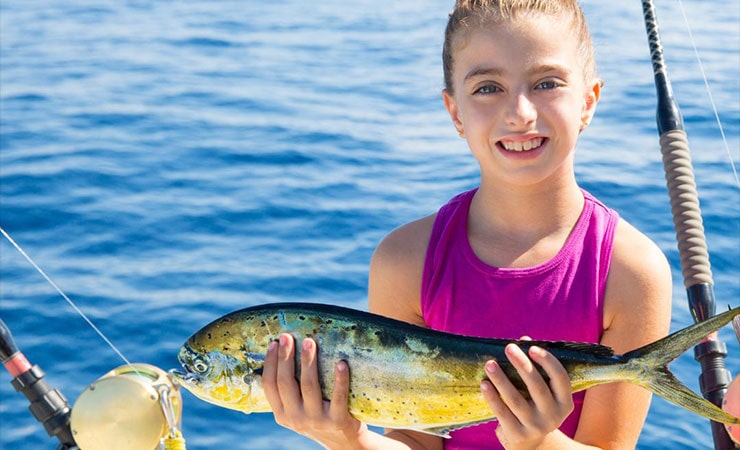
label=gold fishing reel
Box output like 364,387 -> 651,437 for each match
70,363 -> 185,450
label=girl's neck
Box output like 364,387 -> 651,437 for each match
470,176 -> 584,246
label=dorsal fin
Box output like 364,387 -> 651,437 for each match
525,340 -> 617,360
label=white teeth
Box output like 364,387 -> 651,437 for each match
501,138 -> 543,152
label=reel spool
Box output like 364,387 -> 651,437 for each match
70,363 -> 184,450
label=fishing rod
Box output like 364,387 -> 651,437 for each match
1,228 -> 187,450
0,318 -> 77,449
1,313 -> 188,450
640,1 -> 734,449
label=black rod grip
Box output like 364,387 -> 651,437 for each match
0,318 -> 20,362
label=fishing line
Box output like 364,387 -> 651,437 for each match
0,226 -> 135,369
677,0 -> 740,187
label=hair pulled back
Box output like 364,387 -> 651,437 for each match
443,0 -> 597,94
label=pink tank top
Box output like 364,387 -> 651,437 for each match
421,188 -> 618,449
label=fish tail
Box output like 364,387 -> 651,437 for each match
621,306 -> 739,424
641,367 -> 738,424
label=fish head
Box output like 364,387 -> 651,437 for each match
170,324 -> 272,414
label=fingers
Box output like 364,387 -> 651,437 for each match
262,339 -> 283,414
300,337 -> 324,414
262,334 -> 303,423
261,332 -> 360,443
276,334 -> 302,403
527,345 -> 573,408
261,334 -> 353,423
481,342 -> 574,442
503,343 -> 572,414
329,360 -> 352,421
504,343 -> 551,411
481,360 -> 522,428
263,334 -> 317,420
301,337 -> 352,422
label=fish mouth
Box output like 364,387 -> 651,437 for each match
169,368 -> 200,386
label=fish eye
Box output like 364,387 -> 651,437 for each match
192,357 -> 209,374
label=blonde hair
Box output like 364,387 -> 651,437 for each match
442,0 -> 597,94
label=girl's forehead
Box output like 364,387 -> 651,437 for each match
451,15 -> 585,72
455,15 -> 580,58
456,11 -> 576,44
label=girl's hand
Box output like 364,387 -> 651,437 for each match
261,333 -> 368,448
481,342 -> 574,450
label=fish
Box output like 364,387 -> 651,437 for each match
170,302 -> 740,437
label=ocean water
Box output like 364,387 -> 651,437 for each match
0,0 -> 738,449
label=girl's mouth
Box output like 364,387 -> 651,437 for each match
498,137 -> 545,152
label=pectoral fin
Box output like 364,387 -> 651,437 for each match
414,418 -> 497,439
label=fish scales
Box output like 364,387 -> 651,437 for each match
200,305 -> 501,429
172,302 -> 740,437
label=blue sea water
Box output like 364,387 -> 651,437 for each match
0,0 -> 738,449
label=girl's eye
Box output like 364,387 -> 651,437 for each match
536,80 -> 560,90
474,84 -> 501,95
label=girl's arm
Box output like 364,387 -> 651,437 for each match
573,219 -> 673,449
367,215 -> 445,450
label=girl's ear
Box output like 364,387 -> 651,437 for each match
580,78 -> 602,131
443,89 -> 465,137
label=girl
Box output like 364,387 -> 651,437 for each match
261,1 -> 672,448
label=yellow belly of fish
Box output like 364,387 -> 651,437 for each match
338,357 -> 494,430
349,384 -> 493,429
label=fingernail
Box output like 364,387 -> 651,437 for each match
485,360 -> 497,374
268,341 -> 278,352
505,343 -> 522,358
302,338 -> 312,351
480,381 -> 491,392
279,334 -> 290,347
336,361 -> 347,372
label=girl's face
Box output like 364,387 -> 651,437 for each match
443,12 -> 600,190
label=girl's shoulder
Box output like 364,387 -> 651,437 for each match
368,214 -> 436,327
602,217 -> 673,352
611,217 -> 668,279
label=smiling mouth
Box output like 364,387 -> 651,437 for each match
499,137 -> 545,152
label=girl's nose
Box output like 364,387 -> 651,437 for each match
505,92 -> 537,127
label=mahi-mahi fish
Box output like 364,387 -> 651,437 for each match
170,303 -> 740,437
